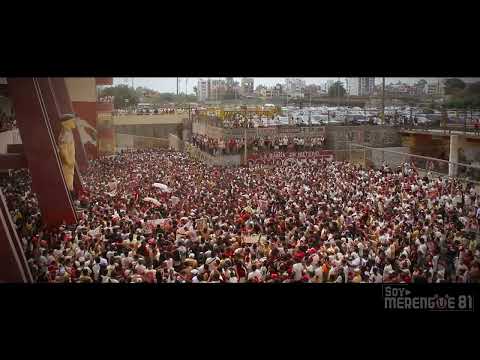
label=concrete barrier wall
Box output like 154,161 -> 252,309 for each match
458,137 -> 480,165
115,123 -> 182,139
369,146 -> 411,168
115,133 -> 169,151
115,133 -> 134,151
332,147 -> 410,168
113,114 -> 185,125
325,125 -> 402,150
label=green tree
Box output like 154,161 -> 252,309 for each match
328,82 -> 346,97
465,81 -> 480,95
446,98 -> 465,108
99,84 -> 139,109
444,78 -> 466,95
416,79 -> 427,87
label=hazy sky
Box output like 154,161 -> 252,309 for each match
113,77 -> 479,94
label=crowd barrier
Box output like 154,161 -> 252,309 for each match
349,143 -> 480,185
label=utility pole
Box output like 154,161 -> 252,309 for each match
177,77 -> 179,96
410,105 -> 413,129
381,77 -> 385,125
470,107 -> 473,131
337,77 -> 341,108
244,106 -> 248,166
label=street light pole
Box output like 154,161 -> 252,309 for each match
244,107 -> 248,166
337,77 -> 341,108
381,77 -> 385,125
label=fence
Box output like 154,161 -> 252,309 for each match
348,143 -> 480,185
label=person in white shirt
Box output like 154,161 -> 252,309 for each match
247,264 -> 263,282
369,267 -> 383,283
228,269 -> 238,283
418,238 -> 427,257
383,261 -> 393,281
313,266 -> 323,283
292,260 -> 305,282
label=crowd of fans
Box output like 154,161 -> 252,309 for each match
191,134 -> 325,156
136,108 -> 176,115
1,149 -> 480,283
98,96 -> 114,103
222,115 -> 257,129
221,114 -> 323,129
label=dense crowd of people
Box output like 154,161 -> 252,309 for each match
222,115 -> 257,129
136,108 -> 176,115
1,149 -> 480,283
191,134 -> 325,156
221,114 -> 320,129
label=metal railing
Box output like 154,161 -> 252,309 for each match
348,143 -> 480,185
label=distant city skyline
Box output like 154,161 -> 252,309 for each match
113,77 -> 479,94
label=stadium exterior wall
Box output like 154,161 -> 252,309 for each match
116,133 -> 169,152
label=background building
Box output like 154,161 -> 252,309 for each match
197,79 -> 228,101
209,79 -> 227,100
197,79 -> 209,101
325,80 -> 335,93
285,78 -> 306,98
241,78 -> 254,96
347,77 -> 375,96
425,80 -> 445,96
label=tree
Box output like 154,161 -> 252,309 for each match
99,84 -> 139,109
444,78 -> 466,95
465,81 -> 480,95
446,98 -> 466,108
328,82 -> 346,97
225,78 -> 235,89
416,79 -> 427,87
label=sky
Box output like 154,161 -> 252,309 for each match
113,77 -> 479,94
